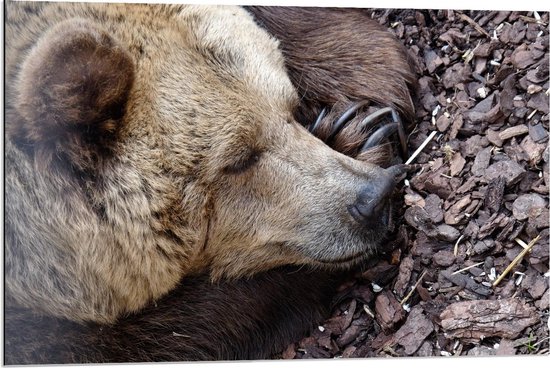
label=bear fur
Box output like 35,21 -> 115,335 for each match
4,1 -> 414,363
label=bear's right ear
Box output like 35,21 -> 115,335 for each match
11,18 -> 135,170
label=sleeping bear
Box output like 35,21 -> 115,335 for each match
4,1 -> 415,363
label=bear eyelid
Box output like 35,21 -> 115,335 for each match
223,150 -> 262,175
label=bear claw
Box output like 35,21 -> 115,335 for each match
310,102 -> 409,160
328,100 -> 371,141
308,106 -> 328,134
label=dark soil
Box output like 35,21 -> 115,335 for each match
287,8 -> 549,359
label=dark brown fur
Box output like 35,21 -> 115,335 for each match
4,267 -> 340,363
246,6 -> 415,165
245,6 -> 415,124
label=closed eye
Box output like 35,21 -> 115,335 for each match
223,151 -> 262,174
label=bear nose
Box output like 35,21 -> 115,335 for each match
348,166 -> 402,225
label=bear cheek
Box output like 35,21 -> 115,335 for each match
199,185 -> 297,276
206,233 -> 305,280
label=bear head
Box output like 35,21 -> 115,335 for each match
5,3 -> 400,323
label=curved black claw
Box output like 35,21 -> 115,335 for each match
309,101 -> 409,160
391,109 -> 408,160
386,163 -> 421,178
328,100 -> 370,141
358,107 -> 408,159
357,107 -> 394,131
385,163 -> 422,183
361,122 -> 399,151
309,106 -> 328,134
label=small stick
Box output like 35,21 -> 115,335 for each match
515,237 -> 529,249
405,131 -> 437,165
493,235 -> 541,287
400,270 -> 427,305
532,336 -> 550,348
453,234 -> 464,256
363,305 -> 375,319
458,12 -> 491,38
519,14 -> 548,25
528,109 -> 538,119
452,261 -> 485,275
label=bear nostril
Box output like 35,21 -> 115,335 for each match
348,195 -> 390,224
348,173 -> 396,225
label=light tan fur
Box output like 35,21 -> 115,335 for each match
6,2 -> 394,324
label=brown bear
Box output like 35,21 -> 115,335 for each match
4,1 -> 415,363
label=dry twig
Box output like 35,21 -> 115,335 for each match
400,270 -> 427,305
453,235 -> 464,256
493,235 -> 541,287
515,237 -> 529,249
405,131 -> 437,165
451,261 -> 485,275
457,12 -> 491,38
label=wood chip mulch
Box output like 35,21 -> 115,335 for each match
287,8 -> 549,359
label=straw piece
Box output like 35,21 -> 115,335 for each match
458,12 -> 491,38
405,131 -> 437,165
451,261 -> 485,275
400,270 -> 427,306
492,235 -> 540,287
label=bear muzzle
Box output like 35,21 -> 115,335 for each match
347,164 -> 408,227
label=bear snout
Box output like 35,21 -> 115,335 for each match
347,164 -> 406,227
348,188 -> 391,227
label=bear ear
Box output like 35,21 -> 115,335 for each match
13,18 -> 135,169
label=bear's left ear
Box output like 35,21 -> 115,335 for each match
12,18 -> 135,169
